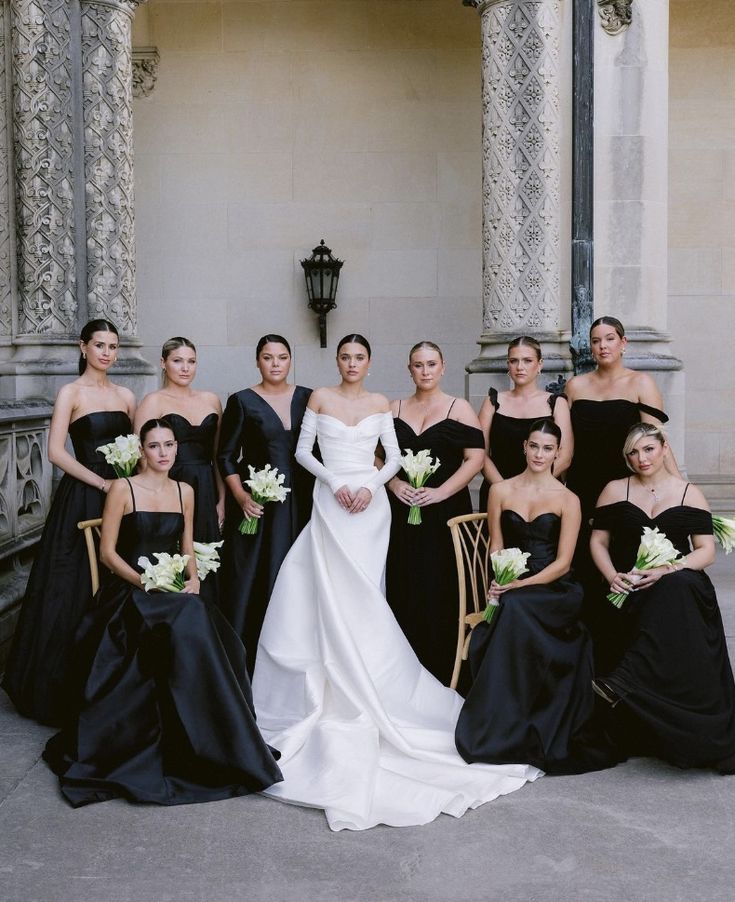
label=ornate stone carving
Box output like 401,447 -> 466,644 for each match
0,3 -> 13,342
132,47 -> 159,99
80,0 -> 137,334
10,0 -> 77,337
478,0 -> 562,333
597,0 -> 633,36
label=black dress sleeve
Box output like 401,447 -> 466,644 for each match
217,393 -> 245,479
460,424 -> 485,450
487,387 -> 499,409
637,403 -> 669,424
590,504 -> 620,531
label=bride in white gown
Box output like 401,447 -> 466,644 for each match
252,335 -> 540,830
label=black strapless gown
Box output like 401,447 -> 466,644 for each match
166,412 -> 220,603
386,418 -> 485,685
591,502 -> 735,770
478,388 -> 558,512
217,387 -> 313,672
455,510 -> 615,773
43,510 -> 283,807
3,410 -> 131,725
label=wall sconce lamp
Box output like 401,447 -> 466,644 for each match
300,239 -> 344,348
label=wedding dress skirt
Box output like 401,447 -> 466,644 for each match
252,412 -> 540,830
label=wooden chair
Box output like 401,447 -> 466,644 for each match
77,518 -> 103,594
447,512 -> 491,690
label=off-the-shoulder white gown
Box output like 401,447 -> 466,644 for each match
252,410 -> 540,830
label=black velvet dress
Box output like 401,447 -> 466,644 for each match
386,410 -> 484,685
591,500 -> 735,771
166,412 -> 220,603
217,387 -> 313,672
478,388 -> 560,512
455,510 -> 615,773
43,489 -> 283,807
3,410 -> 131,725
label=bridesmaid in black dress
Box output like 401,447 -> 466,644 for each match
135,337 -> 225,601
564,316 -> 677,665
44,419 -> 283,806
3,319 -> 135,725
217,335 -> 313,672
456,419 -> 615,774
386,341 -> 484,685
590,423 -> 735,773
478,336 -> 572,512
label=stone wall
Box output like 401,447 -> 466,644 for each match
132,0 -> 483,400
668,0 -> 735,480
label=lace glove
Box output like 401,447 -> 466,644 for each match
362,414 -> 401,495
295,408 -> 343,493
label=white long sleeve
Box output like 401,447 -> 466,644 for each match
294,408 -> 344,492
362,414 -> 401,494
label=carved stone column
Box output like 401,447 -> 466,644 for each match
1,0 -> 153,400
463,0 -> 570,406
0,1 -> 15,349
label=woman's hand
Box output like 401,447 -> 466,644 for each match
216,497 -> 226,532
609,571 -> 638,595
389,478 -> 415,506
487,578 -> 521,599
412,486 -> 445,507
182,575 -> 201,595
334,485 -> 354,511
241,490 -> 263,520
630,566 -> 669,590
349,487 -> 372,514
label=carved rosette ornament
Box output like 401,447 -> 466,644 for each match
597,0 -> 633,36
10,0 -> 77,337
80,0 -> 141,335
0,2 -> 13,341
477,0 -> 562,333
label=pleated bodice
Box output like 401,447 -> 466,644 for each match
69,410 -> 132,471
116,510 -> 183,572
500,509 -> 561,576
166,412 -> 217,467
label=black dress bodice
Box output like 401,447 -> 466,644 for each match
166,412 -> 217,467
69,410 -> 132,470
115,510 -> 183,573
500,509 -> 561,576
566,400 -> 667,516
592,502 -> 713,570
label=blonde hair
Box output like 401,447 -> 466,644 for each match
409,340 -> 444,363
623,422 -> 668,471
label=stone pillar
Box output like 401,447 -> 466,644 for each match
594,0 -> 685,464
0,0 -> 153,400
463,0 -> 571,407
0,1 -> 15,350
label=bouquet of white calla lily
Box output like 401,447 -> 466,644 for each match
400,448 -> 441,525
96,434 -> 142,477
607,525 -> 681,608
239,464 -> 291,535
484,547 -> 531,624
193,540 -> 223,581
138,552 -> 190,593
712,515 -> 735,555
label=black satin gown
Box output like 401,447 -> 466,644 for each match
43,501 -> 283,807
478,388 -> 559,512
566,399 -> 668,665
217,387 -> 313,672
166,412 -> 220,603
455,510 -> 615,773
386,412 -> 484,685
591,500 -> 735,771
3,410 -> 131,725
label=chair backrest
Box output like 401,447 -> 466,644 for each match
447,512 -> 491,690
77,518 -> 103,595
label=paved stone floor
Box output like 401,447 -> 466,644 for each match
3,555 -> 735,902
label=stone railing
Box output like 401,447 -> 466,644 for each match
0,401 -> 53,667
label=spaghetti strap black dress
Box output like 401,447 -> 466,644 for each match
43,480 -> 283,807
3,410 -> 131,725
165,412 -> 220,603
217,386 -> 313,672
478,388 -> 559,512
591,490 -> 735,772
386,402 -> 484,684
455,509 -> 617,774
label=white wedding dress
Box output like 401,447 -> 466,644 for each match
252,409 -> 540,830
